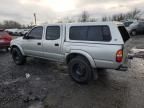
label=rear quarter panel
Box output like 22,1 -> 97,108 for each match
64,42 -> 123,69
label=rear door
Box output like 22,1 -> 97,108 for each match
118,26 -> 130,64
42,25 -> 64,61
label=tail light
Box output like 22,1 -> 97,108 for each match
116,49 -> 123,63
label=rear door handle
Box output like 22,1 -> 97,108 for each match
55,43 -> 59,46
37,42 -> 41,45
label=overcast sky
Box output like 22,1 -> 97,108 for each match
0,0 -> 144,25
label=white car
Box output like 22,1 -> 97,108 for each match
5,28 -> 18,35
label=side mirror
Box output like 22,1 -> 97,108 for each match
23,34 -> 29,39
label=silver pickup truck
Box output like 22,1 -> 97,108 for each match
10,22 -> 130,83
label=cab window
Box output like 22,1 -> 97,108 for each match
28,26 -> 43,39
46,26 -> 60,40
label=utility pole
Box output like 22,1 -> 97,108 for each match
34,13 -> 37,25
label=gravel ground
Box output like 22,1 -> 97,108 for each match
0,36 -> 144,108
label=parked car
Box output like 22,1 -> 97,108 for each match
123,21 -> 134,27
10,22 -> 130,83
5,28 -> 18,35
127,21 -> 144,36
21,29 -> 30,36
0,30 -> 12,51
15,29 -> 24,36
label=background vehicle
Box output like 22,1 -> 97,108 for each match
127,21 -> 144,36
0,30 -> 12,51
5,28 -> 18,35
123,21 -> 135,27
21,29 -> 30,36
10,22 -> 130,83
15,29 -> 25,36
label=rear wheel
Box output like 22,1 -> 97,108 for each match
12,48 -> 26,65
68,56 -> 93,83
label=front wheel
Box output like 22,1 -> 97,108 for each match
68,56 -> 93,83
12,48 -> 26,65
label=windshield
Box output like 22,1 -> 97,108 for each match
129,22 -> 139,27
124,22 -> 133,27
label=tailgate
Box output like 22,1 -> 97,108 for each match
118,26 -> 130,65
115,25 -> 131,71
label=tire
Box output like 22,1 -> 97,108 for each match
131,30 -> 137,36
68,56 -> 92,83
12,48 -> 26,65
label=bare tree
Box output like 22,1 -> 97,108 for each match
57,17 -> 75,23
0,23 -> 3,29
101,8 -> 143,21
126,8 -> 141,20
102,16 -> 112,21
89,18 -> 97,22
102,16 -> 106,21
2,20 -> 22,29
79,11 -> 89,22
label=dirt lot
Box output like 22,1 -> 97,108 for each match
0,36 -> 144,108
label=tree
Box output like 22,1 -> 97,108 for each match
57,17 -> 75,23
0,23 -> 3,29
79,11 -> 89,22
2,20 -> 22,29
101,8 -> 143,21
102,16 -> 106,21
89,18 -> 97,22
126,8 -> 141,20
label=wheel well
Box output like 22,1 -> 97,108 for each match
10,45 -> 19,53
66,53 -> 90,65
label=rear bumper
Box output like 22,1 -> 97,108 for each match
116,53 -> 133,71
